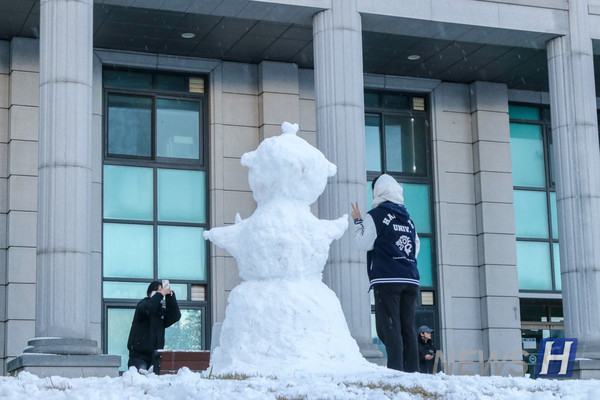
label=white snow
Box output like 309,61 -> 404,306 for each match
1,368 -> 600,399
4,122 -> 599,397
203,122 -> 371,375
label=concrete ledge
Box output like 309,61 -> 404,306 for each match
572,359 -> 600,379
24,338 -> 99,355
7,353 -> 121,378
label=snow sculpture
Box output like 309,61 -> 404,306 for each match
204,122 -> 374,375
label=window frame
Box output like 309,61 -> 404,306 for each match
510,103 -> 560,293
101,68 -> 211,359
364,89 -> 438,349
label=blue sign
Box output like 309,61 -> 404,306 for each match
535,338 -> 578,378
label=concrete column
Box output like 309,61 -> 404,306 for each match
7,0 -> 119,377
470,81 -> 522,376
547,0 -> 600,378
313,0 -> 379,358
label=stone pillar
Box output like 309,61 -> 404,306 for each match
470,81 -> 523,376
313,0 -> 380,359
7,0 -> 119,377
547,0 -> 600,379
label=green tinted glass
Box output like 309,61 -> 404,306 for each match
385,116 -> 427,176
156,74 -> 187,92
103,223 -> 153,278
514,190 -> 549,238
382,94 -> 409,110
517,241 -> 552,290
156,99 -> 200,159
158,226 -> 206,280
164,309 -> 203,350
550,192 -> 558,239
103,165 -> 153,221
104,70 -> 152,89
553,243 -> 561,291
364,92 -> 380,108
107,308 -> 135,371
103,282 -> 150,299
365,115 -> 382,172
402,183 -> 431,234
509,105 -> 540,121
107,94 -> 152,157
417,237 -> 433,287
510,123 -> 545,187
157,169 -> 206,223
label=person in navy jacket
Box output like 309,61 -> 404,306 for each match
351,174 -> 420,372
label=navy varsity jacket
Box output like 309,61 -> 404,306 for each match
366,201 -> 419,287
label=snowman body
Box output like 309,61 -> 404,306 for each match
204,123 -> 374,375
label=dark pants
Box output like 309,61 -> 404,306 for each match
374,283 -> 419,372
128,351 -> 162,375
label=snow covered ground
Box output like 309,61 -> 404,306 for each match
1,367 -> 600,400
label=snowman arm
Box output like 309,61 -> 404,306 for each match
203,224 -> 242,255
319,214 -> 348,241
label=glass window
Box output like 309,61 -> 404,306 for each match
553,243 -> 561,291
103,223 -> 153,278
516,241 -> 552,290
550,192 -> 558,239
156,74 -> 187,92
104,70 -> 152,90
384,116 -> 427,176
103,69 -> 208,359
107,308 -> 135,371
365,90 -> 436,342
514,190 -> 549,238
107,95 -> 152,157
364,92 -> 380,108
164,309 -> 203,350
510,123 -> 545,187
382,94 -> 409,110
417,237 -> 433,287
157,169 -> 206,223
103,282 -> 188,300
103,282 -> 151,299
402,183 -> 431,234
156,99 -> 201,160
509,105 -> 540,121
158,226 -> 206,280
365,115 -> 382,172
104,165 -> 153,221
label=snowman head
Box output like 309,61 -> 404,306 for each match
241,122 -> 337,205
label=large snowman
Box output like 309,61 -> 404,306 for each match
204,122 -> 375,375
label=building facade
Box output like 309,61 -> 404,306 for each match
1,0 -> 600,377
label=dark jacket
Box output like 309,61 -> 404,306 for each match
418,337 -> 437,373
127,292 -> 181,359
367,201 -> 419,287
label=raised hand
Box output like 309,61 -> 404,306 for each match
350,202 -> 362,220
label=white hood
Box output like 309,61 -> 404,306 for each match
372,174 -> 404,208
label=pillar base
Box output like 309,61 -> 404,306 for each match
6,338 -> 121,378
572,359 -> 600,379
7,353 -> 121,378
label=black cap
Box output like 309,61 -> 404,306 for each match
418,325 -> 433,334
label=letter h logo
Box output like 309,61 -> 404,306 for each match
535,338 -> 578,378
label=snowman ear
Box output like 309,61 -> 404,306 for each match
327,162 -> 337,177
241,150 -> 255,167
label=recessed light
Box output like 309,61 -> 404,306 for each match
181,33 -> 195,39
407,54 -> 420,60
